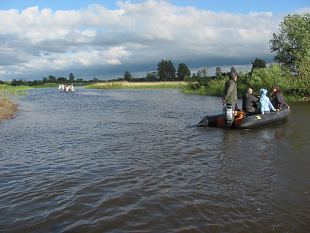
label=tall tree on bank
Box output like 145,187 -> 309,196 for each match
270,13 -> 310,79
48,75 -> 56,83
146,72 -> 158,81
124,71 -> 132,81
250,58 -> 267,75
177,63 -> 191,81
157,60 -> 176,81
215,67 -> 222,77
69,73 -> 75,82
252,58 -> 266,70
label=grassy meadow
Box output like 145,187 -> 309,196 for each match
85,81 -> 187,89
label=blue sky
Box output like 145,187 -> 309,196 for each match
1,0 -> 309,13
0,0 -> 309,80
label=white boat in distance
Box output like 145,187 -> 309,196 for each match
58,84 -> 75,92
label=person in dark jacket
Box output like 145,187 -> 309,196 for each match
222,71 -> 238,111
271,86 -> 289,111
242,87 -> 259,115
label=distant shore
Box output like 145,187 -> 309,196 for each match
85,81 -> 187,89
0,100 -> 18,122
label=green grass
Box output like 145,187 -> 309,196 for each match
85,81 -> 187,89
182,79 -> 227,97
0,84 -> 32,98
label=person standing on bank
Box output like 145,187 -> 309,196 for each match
242,87 -> 259,115
222,71 -> 238,111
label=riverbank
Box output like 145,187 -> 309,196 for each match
0,84 -> 32,122
85,81 -> 187,89
0,99 -> 18,122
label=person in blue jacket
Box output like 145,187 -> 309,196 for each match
259,88 -> 277,115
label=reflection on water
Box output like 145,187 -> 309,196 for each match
0,88 -> 309,233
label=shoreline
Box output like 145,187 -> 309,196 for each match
0,100 -> 18,122
85,81 -> 187,89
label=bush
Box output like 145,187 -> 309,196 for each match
250,64 -> 309,100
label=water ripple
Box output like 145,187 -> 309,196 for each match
0,88 -> 309,233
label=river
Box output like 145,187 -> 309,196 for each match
0,88 -> 309,233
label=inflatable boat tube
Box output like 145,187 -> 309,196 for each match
198,108 -> 290,129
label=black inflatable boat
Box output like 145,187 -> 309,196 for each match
198,108 -> 290,129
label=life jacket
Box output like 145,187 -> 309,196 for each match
216,111 -> 244,128
233,111 -> 245,128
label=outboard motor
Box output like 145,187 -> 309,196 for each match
225,104 -> 234,127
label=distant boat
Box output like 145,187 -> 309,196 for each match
198,108 -> 290,129
58,84 -> 75,92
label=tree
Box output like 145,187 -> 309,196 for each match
11,79 -> 18,86
124,71 -> 132,81
57,77 -> 67,82
48,75 -> 56,83
69,73 -> 75,82
252,58 -> 266,70
146,72 -> 157,81
10,79 -> 24,86
215,67 -> 222,77
157,60 -> 176,81
250,64 -> 290,92
250,58 -> 267,75
177,63 -> 191,81
270,13 -> 310,79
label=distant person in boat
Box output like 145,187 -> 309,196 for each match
259,88 -> 277,115
222,71 -> 238,111
271,86 -> 289,111
242,87 -> 259,115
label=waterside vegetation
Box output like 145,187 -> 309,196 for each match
0,84 -> 32,99
0,99 -> 17,122
85,81 -> 187,89
0,84 -> 32,122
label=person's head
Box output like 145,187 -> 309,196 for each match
230,72 -> 237,81
247,88 -> 253,94
272,85 -> 280,93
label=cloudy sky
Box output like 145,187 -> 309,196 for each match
0,0 -> 309,80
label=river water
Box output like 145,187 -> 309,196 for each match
0,88 -> 309,233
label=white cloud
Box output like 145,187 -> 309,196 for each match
0,0 -> 291,80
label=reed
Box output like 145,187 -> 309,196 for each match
0,84 -> 32,98
85,81 -> 187,89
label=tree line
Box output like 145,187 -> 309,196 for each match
3,12 -> 309,99
123,60 -> 191,82
4,73 -> 100,86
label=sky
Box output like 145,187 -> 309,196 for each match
0,0 -> 309,80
